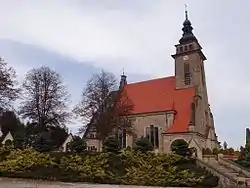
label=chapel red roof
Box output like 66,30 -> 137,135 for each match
123,76 -> 195,133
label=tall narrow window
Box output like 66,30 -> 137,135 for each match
154,126 -> 159,148
145,125 -> 159,149
184,63 -> 191,85
184,45 -> 188,51
150,125 -> 154,147
145,127 -> 150,140
201,63 -> 205,86
118,128 -> 127,149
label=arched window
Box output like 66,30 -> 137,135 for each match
145,125 -> 159,149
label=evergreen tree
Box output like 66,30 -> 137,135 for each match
223,141 -> 228,150
103,135 -> 120,153
134,136 -> 153,152
67,136 -> 87,153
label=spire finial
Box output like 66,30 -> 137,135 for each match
122,68 -> 125,75
179,5 -> 197,44
185,4 -> 188,20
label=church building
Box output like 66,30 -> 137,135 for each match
84,10 -> 219,158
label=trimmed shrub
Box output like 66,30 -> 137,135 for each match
134,137 -> 153,152
0,148 -> 219,187
0,148 -> 54,172
102,136 -> 120,153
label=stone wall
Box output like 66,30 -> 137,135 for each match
0,178 -> 191,188
196,158 -> 243,188
218,156 -> 250,178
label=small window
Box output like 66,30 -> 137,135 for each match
87,146 -> 97,151
189,44 -> 194,50
180,46 -> 183,52
184,45 -> 188,51
89,133 -> 96,139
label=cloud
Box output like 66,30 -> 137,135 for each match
0,0 -> 250,147
0,0 -> 185,76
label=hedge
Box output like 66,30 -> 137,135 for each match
0,147 -> 219,187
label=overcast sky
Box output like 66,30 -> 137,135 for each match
0,0 -> 249,148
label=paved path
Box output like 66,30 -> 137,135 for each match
0,178 -> 188,188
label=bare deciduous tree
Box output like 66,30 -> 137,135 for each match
0,58 -> 19,110
19,66 -> 70,128
74,70 -> 133,140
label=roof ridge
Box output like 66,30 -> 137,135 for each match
127,76 -> 175,85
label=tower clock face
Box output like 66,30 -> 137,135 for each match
183,55 -> 189,61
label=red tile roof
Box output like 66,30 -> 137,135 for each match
123,76 -> 195,133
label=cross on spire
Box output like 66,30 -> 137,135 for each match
185,4 -> 188,20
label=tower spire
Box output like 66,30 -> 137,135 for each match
119,68 -> 127,90
179,5 -> 197,44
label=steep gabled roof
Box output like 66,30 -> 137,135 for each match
83,76 -> 195,135
123,76 -> 195,133
0,131 -> 14,144
60,133 -> 73,147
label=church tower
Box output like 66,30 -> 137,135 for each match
172,8 -> 207,97
172,7 -> 218,148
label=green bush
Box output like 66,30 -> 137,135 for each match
202,148 -> 213,155
59,152 -> 118,183
102,136 -> 120,153
0,148 -> 55,172
119,150 -> 203,186
134,137 -> 153,152
212,148 -> 220,155
0,145 -> 12,161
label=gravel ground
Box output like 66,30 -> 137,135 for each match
0,178 -> 188,188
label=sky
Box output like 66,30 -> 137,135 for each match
0,0 -> 249,148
